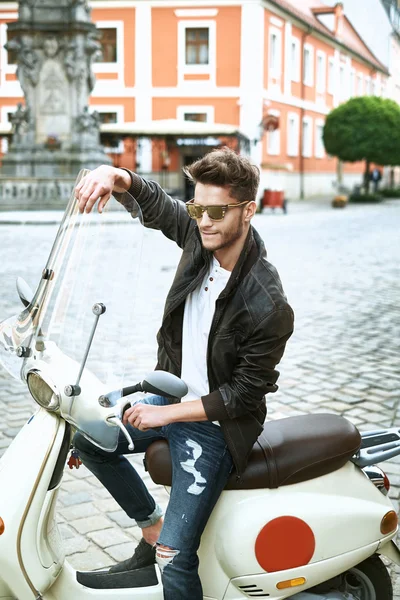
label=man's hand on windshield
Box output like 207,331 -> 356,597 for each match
74,165 -> 131,214
123,403 -> 171,431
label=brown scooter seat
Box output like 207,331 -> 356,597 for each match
145,413 -> 361,490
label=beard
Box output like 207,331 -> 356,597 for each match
199,218 -> 245,253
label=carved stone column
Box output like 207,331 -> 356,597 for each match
2,0 -> 110,177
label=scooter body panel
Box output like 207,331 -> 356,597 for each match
222,541 -> 379,599
0,408 -> 65,600
0,581 -> 13,599
198,461 -> 395,599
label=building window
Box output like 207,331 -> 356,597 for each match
365,76 -> 371,95
316,51 -> 326,93
328,57 -> 335,95
350,68 -> 356,97
89,105 -> 124,123
267,128 -> 280,155
98,28 -> 117,63
303,44 -> 314,86
98,112 -> 118,124
302,117 -> 313,157
357,73 -> 364,95
287,112 -> 299,157
5,27 -> 18,65
177,105 -> 214,123
315,120 -> 325,158
185,28 -> 209,65
290,37 -> 300,82
178,21 -> 216,84
340,64 -> 348,101
267,110 -> 280,156
184,112 -> 208,122
269,28 -> 281,78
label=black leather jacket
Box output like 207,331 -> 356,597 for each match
117,174 -> 294,476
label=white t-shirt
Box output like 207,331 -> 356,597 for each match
180,256 -> 231,414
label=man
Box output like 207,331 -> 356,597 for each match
370,167 -> 382,193
74,148 -> 294,600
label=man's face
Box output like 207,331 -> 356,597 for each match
193,183 -> 249,253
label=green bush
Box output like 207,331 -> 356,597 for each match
381,188 -> 400,198
349,193 -> 384,203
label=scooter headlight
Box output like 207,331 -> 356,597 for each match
27,371 -> 60,412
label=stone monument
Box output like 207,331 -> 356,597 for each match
0,0 -> 111,207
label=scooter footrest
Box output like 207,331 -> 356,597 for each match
76,564 -> 158,589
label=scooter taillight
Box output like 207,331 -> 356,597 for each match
383,472 -> 390,493
381,510 -> 398,535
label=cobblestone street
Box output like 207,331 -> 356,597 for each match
1,198 -> 400,595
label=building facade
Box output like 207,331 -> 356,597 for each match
0,0 -> 391,199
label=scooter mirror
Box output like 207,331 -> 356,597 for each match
142,371 -> 188,399
16,277 -> 34,308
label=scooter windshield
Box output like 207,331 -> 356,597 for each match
0,170 -> 146,450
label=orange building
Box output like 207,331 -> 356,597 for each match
0,0 -> 389,199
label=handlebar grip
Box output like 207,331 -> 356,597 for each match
122,383 -> 143,397
121,401 -> 162,433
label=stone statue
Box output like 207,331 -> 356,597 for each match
43,36 -> 59,59
74,106 -> 101,148
85,33 -> 102,92
76,106 -> 100,132
1,0 -> 111,178
10,103 -> 29,133
10,103 -> 34,146
19,0 -> 35,21
72,0 -> 91,22
64,39 -> 86,82
15,41 -> 41,90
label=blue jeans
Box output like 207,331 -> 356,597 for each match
73,396 -> 233,600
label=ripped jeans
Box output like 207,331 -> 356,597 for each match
73,395 -> 233,600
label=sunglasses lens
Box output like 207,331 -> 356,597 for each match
207,207 -> 224,220
186,204 -> 225,220
187,204 -> 200,219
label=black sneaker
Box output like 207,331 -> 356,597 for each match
109,538 -> 156,573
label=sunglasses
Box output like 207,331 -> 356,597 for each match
186,199 -> 250,221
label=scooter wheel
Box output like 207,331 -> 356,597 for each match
343,554 -> 392,599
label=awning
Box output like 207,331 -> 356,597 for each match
100,119 -> 245,138
0,119 -> 248,142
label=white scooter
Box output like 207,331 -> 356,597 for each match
1,173 -> 400,600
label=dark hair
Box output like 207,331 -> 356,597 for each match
183,148 -> 260,203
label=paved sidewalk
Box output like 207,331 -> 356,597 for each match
0,198 -> 400,593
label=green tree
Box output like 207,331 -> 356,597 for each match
323,96 -> 400,192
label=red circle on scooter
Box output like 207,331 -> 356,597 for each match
255,516 -> 315,572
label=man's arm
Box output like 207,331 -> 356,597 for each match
75,165 -> 195,249
201,308 -> 294,422
124,307 -> 294,430
123,399 -> 207,431
115,170 -> 194,249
